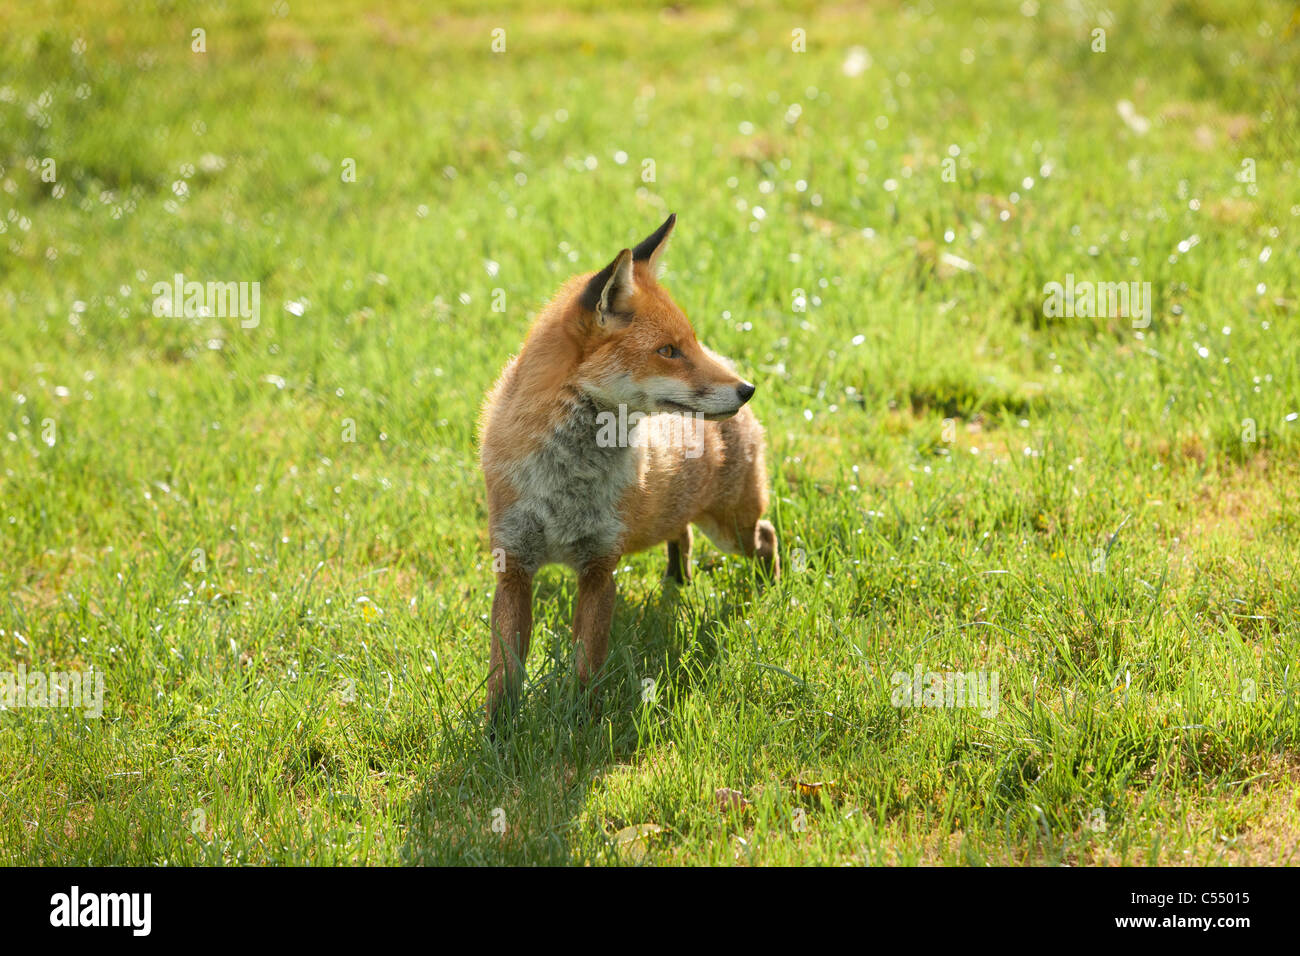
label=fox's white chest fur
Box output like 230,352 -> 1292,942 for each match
495,396 -> 639,573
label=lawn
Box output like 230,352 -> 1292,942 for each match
1,0 -> 1298,865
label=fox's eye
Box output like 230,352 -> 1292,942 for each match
657,345 -> 680,359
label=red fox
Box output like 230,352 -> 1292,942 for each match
479,214 -> 778,720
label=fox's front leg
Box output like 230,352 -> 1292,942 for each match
573,557 -> 617,688
487,564 -> 533,721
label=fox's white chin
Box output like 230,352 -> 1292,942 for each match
656,399 -> 738,422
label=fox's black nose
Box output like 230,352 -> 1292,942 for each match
736,382 -> 756,404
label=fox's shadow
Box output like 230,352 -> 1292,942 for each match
402,558 -> 759,865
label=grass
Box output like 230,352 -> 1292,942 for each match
1,0 -> 1299,866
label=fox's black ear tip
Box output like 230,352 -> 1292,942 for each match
633,214 -> 678,262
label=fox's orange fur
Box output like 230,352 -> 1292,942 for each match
478,215 -> 777,720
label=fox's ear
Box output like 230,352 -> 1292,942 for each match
632,213 -> 676,274
580,248 -> 636,324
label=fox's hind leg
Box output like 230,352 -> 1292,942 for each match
665,527 -> 693,584
698,511 -> 779,581
755,519 -> 779,580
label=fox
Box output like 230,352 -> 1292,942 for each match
478,213 -> 778,720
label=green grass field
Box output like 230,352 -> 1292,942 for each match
1,0 -> 1298,866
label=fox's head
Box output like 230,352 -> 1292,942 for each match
571,214 -> 755,421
